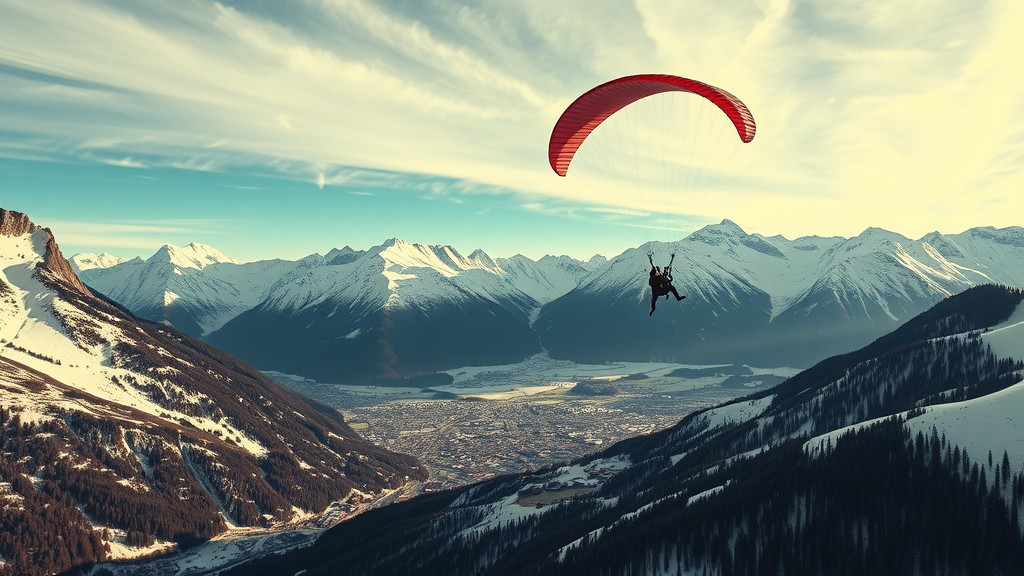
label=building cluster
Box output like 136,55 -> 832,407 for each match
348,389 -> 732,489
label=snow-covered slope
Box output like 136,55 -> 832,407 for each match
538,220 -> 1024,367
77,240 -> 592,344
820,301 -> 1024,471
80,238 -> 599,384
206,239 -> 547,383
68,251 -> 126,273
0,209 -> 425,576
496,254 -> 594,306
256,238 -> 534,315
77,245 -> 306,337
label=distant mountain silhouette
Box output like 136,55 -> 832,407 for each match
78,222 -> 1024,383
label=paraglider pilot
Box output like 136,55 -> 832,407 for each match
648,253 -> 686,316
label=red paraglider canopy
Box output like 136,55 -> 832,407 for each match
548,74 -> 756,176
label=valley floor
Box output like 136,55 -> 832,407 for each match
89,355 -> 796,575
269,354 -> 798,489
81,482 -> 424,576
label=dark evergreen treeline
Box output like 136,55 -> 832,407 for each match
737,335 -> 1022,449
554,420 -> 1024,576
227,419 -> 1024,576
601,284 -> 1024,475
0,403 -> 231,576
0,408 -> 108,576
756,284 -> 1024,411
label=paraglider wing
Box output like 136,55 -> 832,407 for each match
548,74 -> 756,177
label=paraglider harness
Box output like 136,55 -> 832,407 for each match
648,253 -> 675,298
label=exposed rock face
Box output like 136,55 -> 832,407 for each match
0,207 -> 428,576
39,228 -> 91,296
0,208 -> 38,237
0,208 -> 91,296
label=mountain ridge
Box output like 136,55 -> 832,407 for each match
75,221 -> 1024,383
0,209 -> 426,576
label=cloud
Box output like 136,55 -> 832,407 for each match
1,0 -> 1021,240
219,184 -> 264,190
582,206 -> 651,218
44,218 -> 237,251
97,156 -> 147,168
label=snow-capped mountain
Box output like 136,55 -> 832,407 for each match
0,209 -> 424,576
77,220 -> 1023,384
77,244 -> 308,338
538,220 -> 1024,368
495,254 -> 599,309
206,238 -> 545,383
68,251 -> 126,273
225,285 -> 1024,576
79,239 -> 601,384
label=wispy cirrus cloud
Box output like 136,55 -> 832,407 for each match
1,0 -> 1020,243
45,218 -> 241,251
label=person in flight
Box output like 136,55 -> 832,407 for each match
648,253 -> 685,316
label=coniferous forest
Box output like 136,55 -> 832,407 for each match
223,417 -> 1024,576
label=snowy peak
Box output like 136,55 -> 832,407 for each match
682,219 -> 789,258
811,228 -> 912,269
850,226 -> 912,247
496,253 -> 593,303
919,231 -> 966,259
148,242 -> 239,269
964,225 -> 1024,248
325,246 -> 364,265
0,209 -> 89,296
537,254 -> 580,267
469,248 -> 499,270
688,218 -> 749,246
585,254 -> 609,269
375,238 -> 499,276
69,252 -> 127,273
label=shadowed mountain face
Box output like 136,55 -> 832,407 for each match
202,238 -> 548,384
535,252 -> 773,365
536,223 -> 1024,367
0,209 -> 426,576
222,285 -> 1024,576
78,221 -> 1024,382
206,289 -> 541,383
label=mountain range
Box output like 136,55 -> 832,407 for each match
0,209 -> 425,576
223,284 -> 1024,576
6,204 -> 1024,575
75,221 -> 1024,383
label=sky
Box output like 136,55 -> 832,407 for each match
1,0 -> 1021,262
